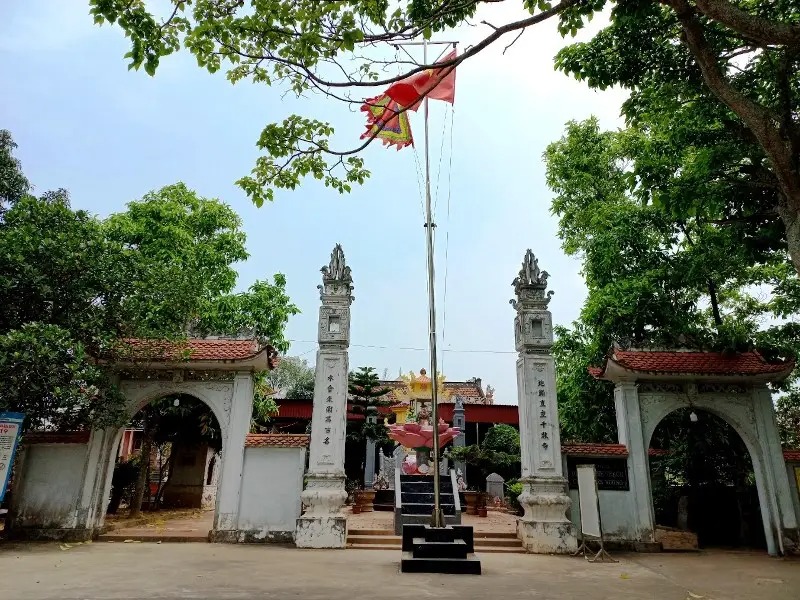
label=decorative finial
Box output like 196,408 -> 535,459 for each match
321,243 -> 352,284
510,249 -> 554,309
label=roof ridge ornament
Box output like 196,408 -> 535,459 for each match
510,249 -> 554,310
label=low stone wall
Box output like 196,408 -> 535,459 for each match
9,439 -> 91,540
211,435 -> 308,543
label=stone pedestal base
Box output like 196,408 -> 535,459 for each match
516,476 -> 577,554
517,520 -> 577,554
295,516 -> 347,548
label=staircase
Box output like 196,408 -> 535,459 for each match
394,474 -> 460,535
347,528 -> 525,553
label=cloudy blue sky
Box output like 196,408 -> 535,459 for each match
0,1 -> 627,404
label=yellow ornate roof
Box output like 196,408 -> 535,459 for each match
391,368 -> 452,406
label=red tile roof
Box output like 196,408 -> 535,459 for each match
784,450 -> 800,462
590,349 -> 793,378
562,443 -> 628,457
113,338 -> 278,367
245,434 -> 309,448
23,431 -> 91,445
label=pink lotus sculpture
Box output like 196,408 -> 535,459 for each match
387,419 -> 460,449
390,419 -> 460,476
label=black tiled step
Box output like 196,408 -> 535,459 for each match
412,537 -> 468,559
402,524 -> 475,553
401,482 -> 452,494
401,552 -> 482,574
402,502 -> 456,515
399,514 -> 460,529
401,492 -> 454,504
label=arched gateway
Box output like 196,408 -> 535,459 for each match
590,348 -> 799,555
9,338 -> 281,541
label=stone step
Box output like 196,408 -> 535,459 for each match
347,543 -> 400,551
474,531 -> 518,539
347,542 -> 524,554
97,534 -> 208,543
346,528 -> 524,553
347,535 -> 400,545
348,528 -> 394,536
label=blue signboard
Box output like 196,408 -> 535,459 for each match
0,412 -> 25,504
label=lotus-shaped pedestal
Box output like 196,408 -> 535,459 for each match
386,419 -> 460,450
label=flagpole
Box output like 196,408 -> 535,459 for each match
422,38 -> 444,529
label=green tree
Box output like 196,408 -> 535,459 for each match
545,116 -> 799,441
0,323 -> 126,431
104,183 -> 249,337
91,1 -> 800,276
348,366 -> 393,442
262,356 -> 315,400
0,133 -> 298,434
448,424 -> 521,484
0,183 -> 132,431
0,129 -> 29,207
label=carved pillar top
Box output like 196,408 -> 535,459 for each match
319,244 -> 354,304
510,249 -> 554,353
317,244 -> 354,348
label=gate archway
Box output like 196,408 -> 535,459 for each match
106,391 -> 224,534
648,407 -> 764,548
590,347 -> 799,556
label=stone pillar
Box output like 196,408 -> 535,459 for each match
452,396 -> 466,484
215,371 -> 254,533
295,244 -> 354,549
511,250 -> 577,553
753,385 -> 799,552
614,381 -> 655,541
363,408 -> 377,489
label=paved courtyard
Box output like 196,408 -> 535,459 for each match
0,541 -> 797,600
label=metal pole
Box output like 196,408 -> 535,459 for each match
422,39 -> 444,528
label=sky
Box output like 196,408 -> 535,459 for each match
0,1 -> 628,405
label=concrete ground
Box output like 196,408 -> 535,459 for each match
101,510 -> 214,542
0,542 -> 797,600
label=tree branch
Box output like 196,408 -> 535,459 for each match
220,0 -> 577,91
694,0 -> 800,48
665,0 -> 800,206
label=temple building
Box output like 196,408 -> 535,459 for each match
271,368 -> 518,446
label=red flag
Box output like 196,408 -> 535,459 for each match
360,93 -> 414,150
385,49 -> 457,109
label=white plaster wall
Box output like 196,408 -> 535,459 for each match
567,489 -> 639,541
11,444 -> 88,528
787,462 -> 800,532
238,447 -> 305,534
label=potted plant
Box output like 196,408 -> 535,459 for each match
462,488 -> 480,515
355,487 -> 376,512
477,492 -> 488,517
